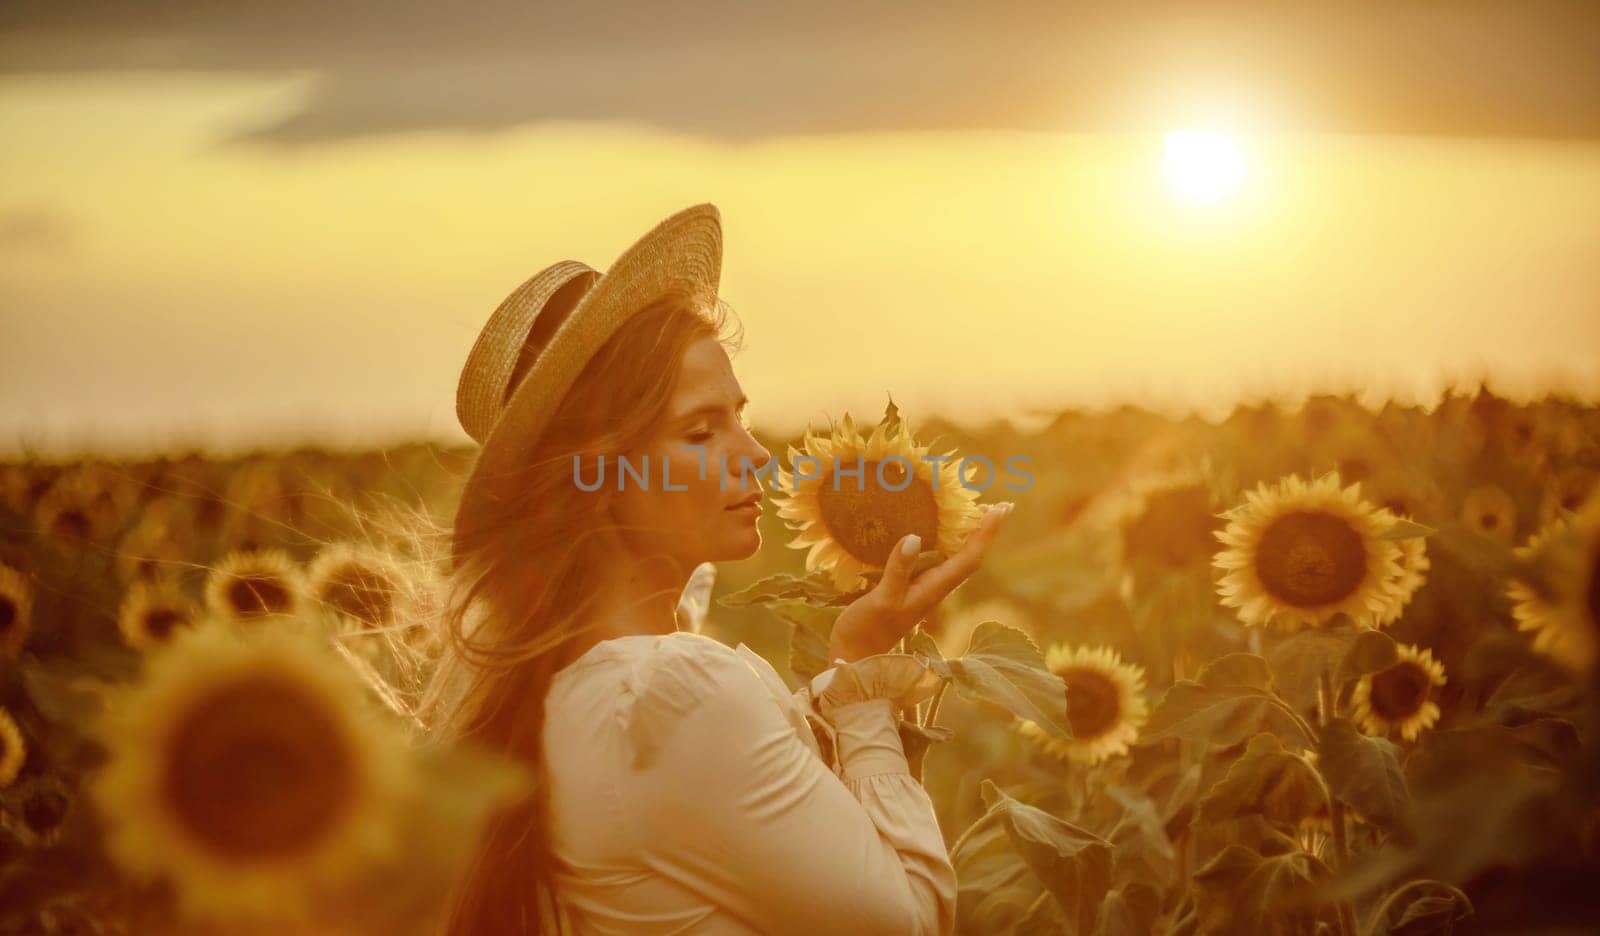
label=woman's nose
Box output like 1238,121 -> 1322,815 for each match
737,431 -> 771,477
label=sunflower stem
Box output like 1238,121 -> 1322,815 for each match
1269,697 -> 1319,746
1317,670 -> 1350,868
922,680 -> 947,729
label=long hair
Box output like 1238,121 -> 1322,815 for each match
370,289 -> 742,935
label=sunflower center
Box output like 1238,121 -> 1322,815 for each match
227,576 -> 291,617
1059,666 -> 1122,738
1254,511 -> 1368,608
54,510 -> 91,543
163,670 -> 357,863
815,460 -> 940,568
144,608 -> 186,641
1123,487 -> 1220,569
1368,661 -> 1431,720
23,785 -> 69,835
1479,511 -> 1498,530
324,566 -> 394,626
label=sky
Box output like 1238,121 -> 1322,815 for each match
3,1 -> 1599,459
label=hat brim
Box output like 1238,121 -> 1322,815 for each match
451,203 -> 723,568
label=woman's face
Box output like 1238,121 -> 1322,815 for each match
608,336 -> 772,570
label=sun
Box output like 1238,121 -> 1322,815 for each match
1162,130 -> 1247,205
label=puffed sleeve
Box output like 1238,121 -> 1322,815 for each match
617,634 -> 957,936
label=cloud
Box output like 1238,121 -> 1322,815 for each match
2,1 -> 1597,144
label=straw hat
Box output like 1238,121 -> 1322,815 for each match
450,203 -> 723,569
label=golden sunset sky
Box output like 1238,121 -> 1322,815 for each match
3,2 -> 1598,458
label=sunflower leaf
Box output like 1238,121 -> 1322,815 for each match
1365,880 -> 1473,936
1190,844 -> 1338,936
1140,653 -> 1310,747
978,779 -> 1114,936
907,626 -> 950,678
1316,716 -> 1412,836
716,570 -> 844,609
1094,883 -> 1165,936
1338,630 -> 1400,683
769,600 -> 840,681
898,718 -> 955,783
1197,732 -> 1327,827
1265,624 -> 1360,713
945,621 -> 1074,739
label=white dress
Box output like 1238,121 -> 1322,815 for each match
542,629 -> 957,935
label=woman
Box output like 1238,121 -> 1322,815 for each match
415,203 -> 1013,935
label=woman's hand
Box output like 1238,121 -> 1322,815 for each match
827,501 -> 1015,663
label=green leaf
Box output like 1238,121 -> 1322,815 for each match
979,779 -> 1115,936
952,800 -> 1052,935
897,719 -> 954,784
770,600 -> 840,681
1190,844 -> 1338,936
946,621 -> 1073,739
1365,880 -> 1473,936
1339,629 -> 1399,682
1196,652 -> 1278,690
1265,625 -> 1360,713
716,570 -> 850,609
1316,717 -> 1411,835
1101,784 -> 1180,891
1483,663 -> 1584,724
1093,883 -> 1164,936
907,626 -> 948,676
1141,653 -> 1309,747
1330,726 -> 1564,903
1197,732 -> 1327,827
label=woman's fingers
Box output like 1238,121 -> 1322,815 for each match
904,502 -> 1013,612
872,532 -> 922,605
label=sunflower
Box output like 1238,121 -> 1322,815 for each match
1,562 -> 34,658
1115,461 -> 1225,574
1351,643 -> 1447,742
1,463 -> 57,516
0,706 -> 24,787
0,775 -> 72,847
279,458 -> 360,541
1360,467 -> 1449,529
1539,467 -> 1597,527
114,508 -> 191,585
119,579 -> 201,651
1460,484 -> 1517,544
1375,510 -> 1430,628
204,548 -> 307,622
218,459 -> 305,549
774,408 -> 982,592
1016,644 -> 1148,765
157,455 -> 229,537
1213,472 -> 1406,631
89,621 -> 414,922
32,465 -> 135,551
307,543 -> 407,630
1506,496 -> 1600,674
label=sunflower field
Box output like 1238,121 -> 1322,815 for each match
2,385 -> 1598,934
